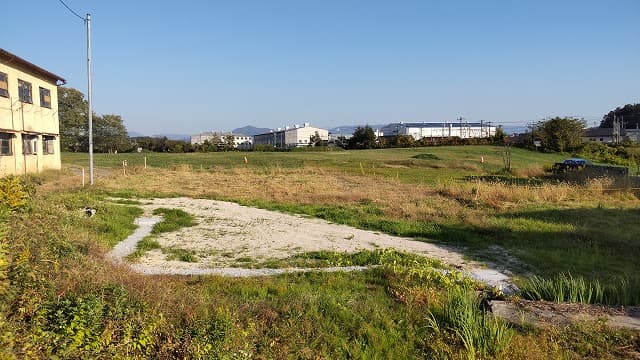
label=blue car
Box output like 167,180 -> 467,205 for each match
562,158 -> 593,166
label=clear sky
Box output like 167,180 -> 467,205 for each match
2,0 -> 639,135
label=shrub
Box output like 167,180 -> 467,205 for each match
0,176 -> 29,210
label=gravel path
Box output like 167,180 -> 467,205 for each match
107,216 -> 162,263
106,197 -> 518,293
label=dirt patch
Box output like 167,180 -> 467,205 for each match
491,299 -> 640,331
108,197 -> 516,291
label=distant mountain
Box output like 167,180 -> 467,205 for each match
232,125 -> 271,136
499,125 -> 528,135
328,124 -> 387,135
128,131 -> 190,141
128,131 -> 144,138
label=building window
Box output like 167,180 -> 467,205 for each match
0,72 -> 8,98
22,135 -> 37,155
43,135 -> 56,154
18,79 -> 32,103
40,87 -> 51,108
0,133 -> 13,155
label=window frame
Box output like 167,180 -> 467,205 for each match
43,135 -> 56,155
18,79 -> 33,103
22,135 -> 38,155
39,87 -> 51,108
0,133 -> 13,156
0,72 -> 8,98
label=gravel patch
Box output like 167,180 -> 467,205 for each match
107,197 -> 518,292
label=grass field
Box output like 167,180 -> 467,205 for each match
62,145 -> 568,183
63,146 -> 640,282
2,145 -> 639,358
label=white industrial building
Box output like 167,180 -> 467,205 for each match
190,131 -> 253,149
380,122 -> 496,140
253,124 -> 329,149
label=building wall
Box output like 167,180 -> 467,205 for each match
191,132 -> 253,149
287,126 -> 329,146
0,61 -> 61,176
381,123 -> 496,140
253,126 -> 329,149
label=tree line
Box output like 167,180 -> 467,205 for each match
59,87 -> 638,157
59,87 -> 130,153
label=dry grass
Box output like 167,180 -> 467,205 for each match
84,165 -> 637,219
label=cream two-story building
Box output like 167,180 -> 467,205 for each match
0,49 -> 66,176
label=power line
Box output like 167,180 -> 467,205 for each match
57,0 -> 84,20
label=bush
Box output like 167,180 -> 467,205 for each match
0,176 -> 29,210
577,142 -> 639,166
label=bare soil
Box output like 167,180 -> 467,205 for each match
108,197 -> 515,290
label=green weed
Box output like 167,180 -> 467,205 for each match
164,247 -> 199,262
151,208 -> 196,234
427,286 -> 513,359
520,272 -> 640,306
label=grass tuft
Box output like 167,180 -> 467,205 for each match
520,273 -> 640,306
427,286 -> 514,359
151,208 -> 196,234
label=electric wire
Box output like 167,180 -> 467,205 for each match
57,0 -> 84,20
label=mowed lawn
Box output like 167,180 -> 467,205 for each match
62,146 -> 640,283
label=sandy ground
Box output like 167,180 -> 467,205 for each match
107,197 -> 515,291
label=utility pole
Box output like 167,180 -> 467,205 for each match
86,13 -> 94,185
613,114 -> 619,144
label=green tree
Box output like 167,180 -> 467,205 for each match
348,126 -> 377,149
224,135 -> 236,151
93,114 -> 131,153
492,127 -> 507,144
309,131 -> 323,147
533,117 -> 586,152
600,103 -> 640,129
58,87 -> 88,151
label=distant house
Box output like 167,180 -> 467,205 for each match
0,49 -> 66,176
253,124 -> 329,149
582,128 -> 614,143
625,127 -> 640,143
190,131 -> 253,150
379,122 -> 496,140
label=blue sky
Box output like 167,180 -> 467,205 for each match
2,0 -> 639,135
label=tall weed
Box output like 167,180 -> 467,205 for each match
427,286 -> 513,359
521,273 -> 640,306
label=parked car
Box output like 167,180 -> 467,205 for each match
562,158 -> 593,166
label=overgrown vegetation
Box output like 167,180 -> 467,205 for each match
3,145 -> 640,358
520,273 -> 640,306
427,287 -> 514,359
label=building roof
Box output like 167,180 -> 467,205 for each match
583,128 -> 613,137
254,125 -> 326,137
0,48 -> 66,85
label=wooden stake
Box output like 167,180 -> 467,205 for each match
82,167 -> 85,187
144,156 -> 147,169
